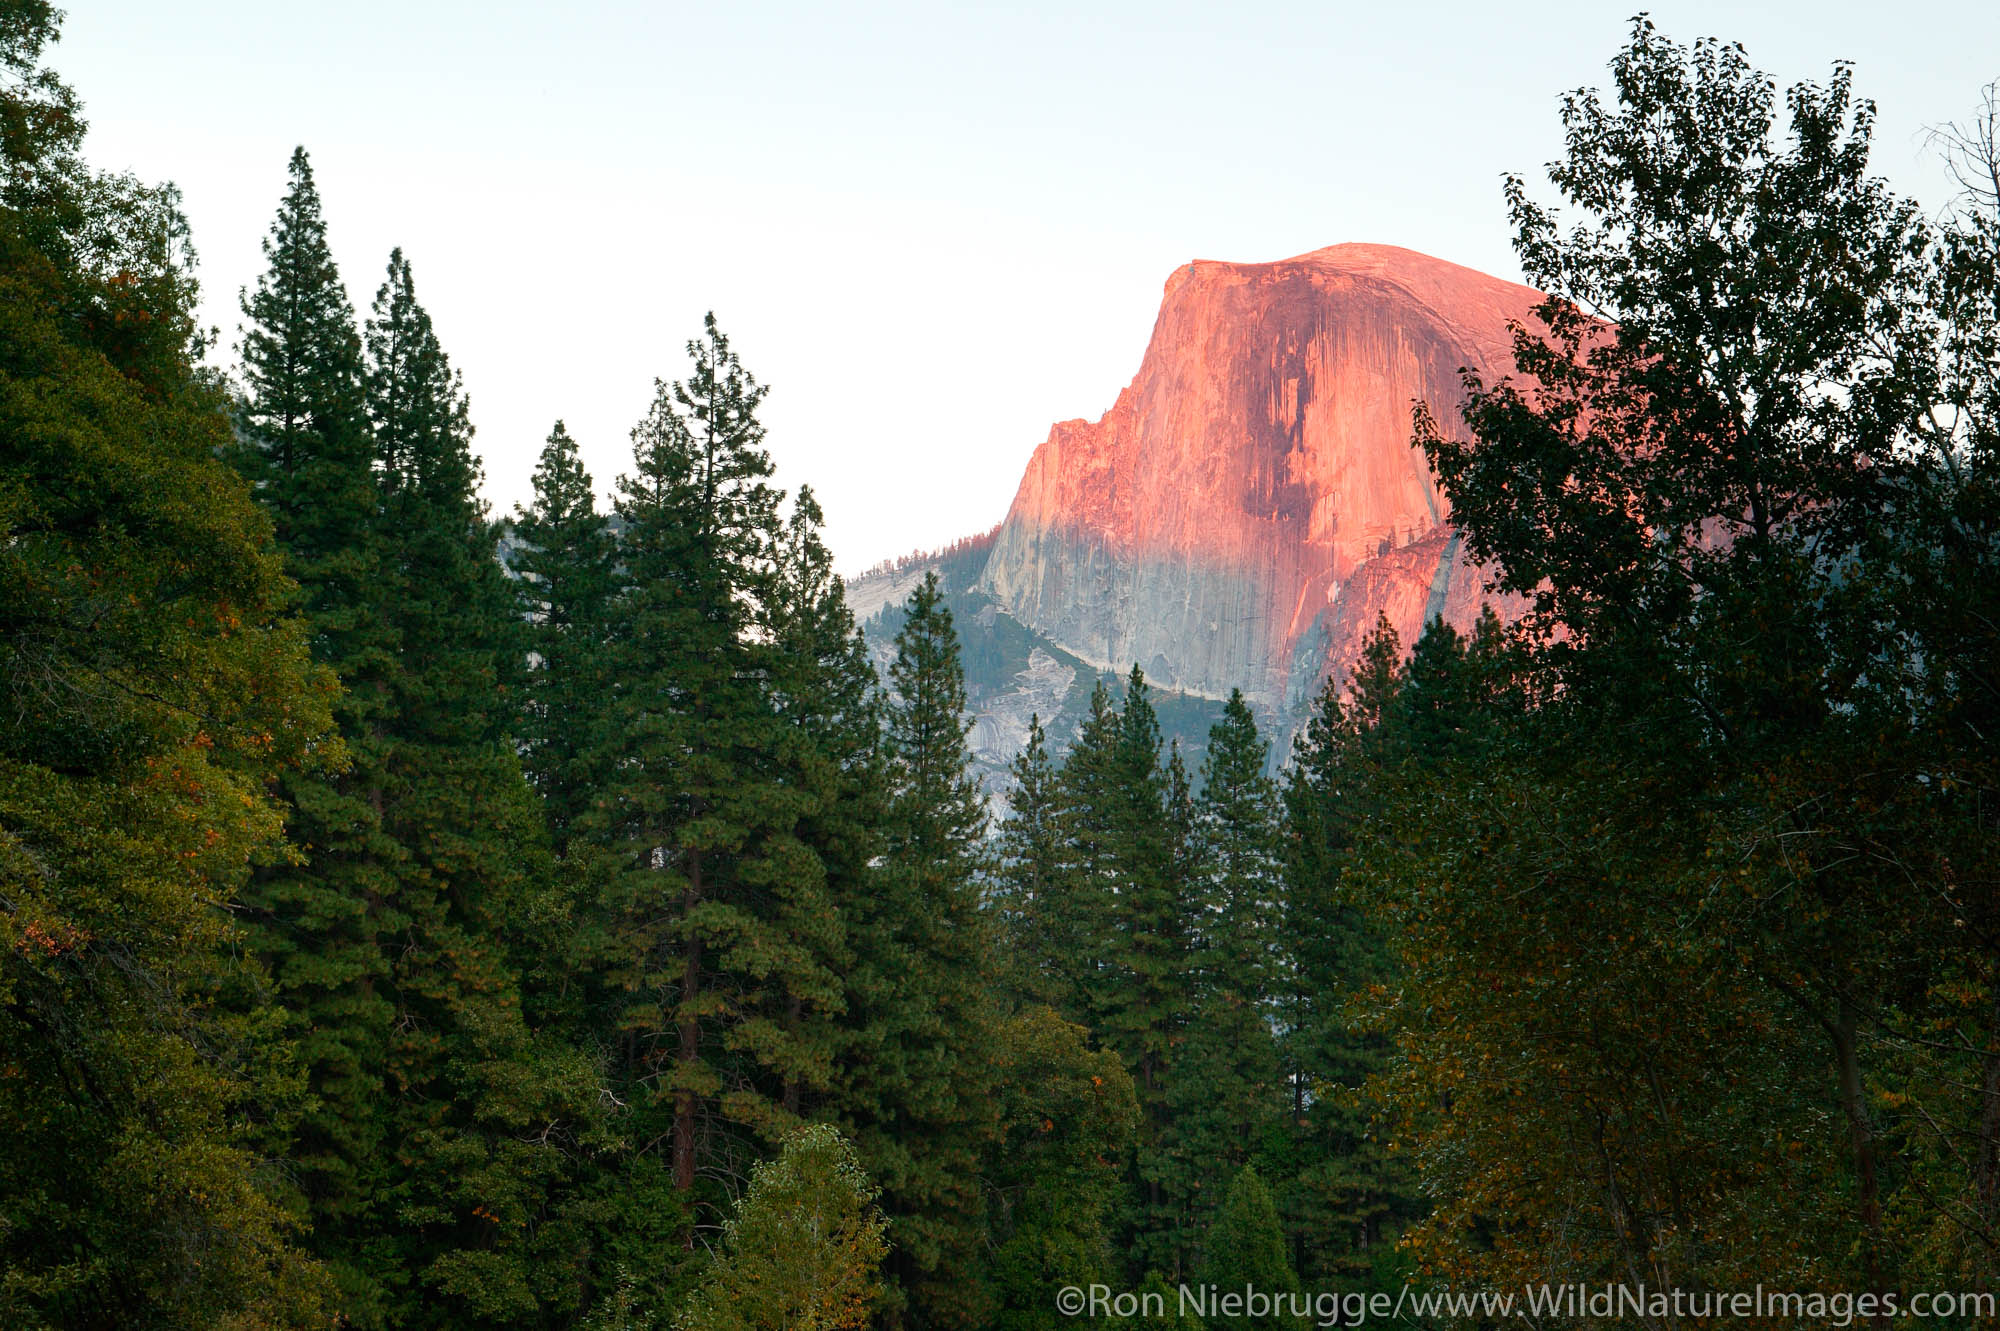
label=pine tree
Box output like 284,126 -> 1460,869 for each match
508,430 -> 637,1319
1060,668 -> 1196,1273
357,247 -> 580,1328
1195,694 -> 1285,1147
1277,624 -> 1420,1282
230,148 -> 404,1317
1041,682 -> 1123,1030
1147,737 -> 1212,1272
990,715 -> 1072,1010
762,486 -> 878,1121
840,571 -> 1001,1330
360,243 -> 530,814
1169,694 -> 1286,1256
589,315 -> 814,1247
234,147 -> 380,675
513,421 -> 618,851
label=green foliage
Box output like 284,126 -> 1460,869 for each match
1274,624 -> 1424,1284
676,1125 -> 888,1331
1,10 -> 336,1323
357,246 -> 576,1329
990,715 -> 1070,1010
1365,15 -> 2000,1296
231,152 -> 588,1326
1129,1272 -> 1205,1331
233,148 -> 378,658
577,318 -> 849,1326
1198,1167 -> 1301,1331
840,571 -> 1000,1330
1172,694 -> 1284,1240
1054,670 -> 1198,1270
986,1008 -> 1140,1331
228,150 -> 402,1315
985,666 -> 1342,1288
512,421 -> 618,851
47,7 -> 2000,1321
761,483 -> 879,1122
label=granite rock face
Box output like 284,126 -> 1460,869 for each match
979,243 -> 1539,713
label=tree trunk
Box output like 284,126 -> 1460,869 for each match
1831,997 -> 1890,1331
674,847 -> 704,1203
783,994 -> 804,1117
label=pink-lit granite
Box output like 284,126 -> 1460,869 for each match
981,243 -> 1540,708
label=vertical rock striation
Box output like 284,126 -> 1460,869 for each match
979,243 -> 1541,712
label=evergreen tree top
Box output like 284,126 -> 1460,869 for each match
238,147 -> 362,427
514,421 -> 614,590
1201,690 -> 1274,808
885,570 -> 986,853
518,421 -> 600,530
366,246 -> 480,511
616,315 -> 780,588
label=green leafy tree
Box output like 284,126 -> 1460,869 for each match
1197,1167 -> 1301,1331
986,1008 -> 1140,1331
1373,16 -> 2000,1300
1,8 -> 336,1323
676,1124 -> 889,1331
1340,618 -> 1817,1294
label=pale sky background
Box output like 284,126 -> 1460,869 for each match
59,2 -> 2000,572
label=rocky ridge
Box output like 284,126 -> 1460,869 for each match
850,243 -> 1539,789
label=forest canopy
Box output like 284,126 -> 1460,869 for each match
3,5 -> 1997,1329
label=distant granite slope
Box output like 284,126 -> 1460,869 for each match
981,243 -> 1539,715
848,535 -> 1226,815
849,243 -> 1539,793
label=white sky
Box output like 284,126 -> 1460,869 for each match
60,1 -> 2000,572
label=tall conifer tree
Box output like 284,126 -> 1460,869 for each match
234,148 -> 377,652
1277,628 -> 1421,1281
991,715 -> 1072,1010
513,421 -> 618,851
1194,695 -> 1284,1133
842,572 -> 1001,1330
1174,694 -> 1285,1252
231,149 -> 403,1316
357,248 -> 576,1328
762,486 -> 880,1121
1061,668 -> 1196,1272
590,316 -> 820,1247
